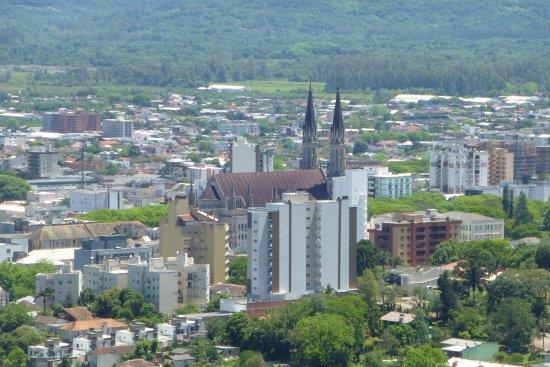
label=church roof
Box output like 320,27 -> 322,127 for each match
201,169 -> 328,207
331,88 -> 345,141
303,85 -> 317,141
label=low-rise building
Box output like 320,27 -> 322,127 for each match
369,210 -> 461,265
70,189 -> 124,212
35,264 -> 82,307
445,211 -> 504,241
28,339 -> 72,367
83,260 -> 129,294
368,172 -> 412,198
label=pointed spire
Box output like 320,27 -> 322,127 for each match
331,87 -> 345,143
188,180 -> 195,206
303,81 -> 316,142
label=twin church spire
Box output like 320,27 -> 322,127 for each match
300,85 -> 346,178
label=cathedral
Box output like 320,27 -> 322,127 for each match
300,85 -> 347,190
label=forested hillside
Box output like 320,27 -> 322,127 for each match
1,0 -> 548,94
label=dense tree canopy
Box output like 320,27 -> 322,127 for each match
0,174 -> 30,200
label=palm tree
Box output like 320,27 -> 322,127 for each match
36,287 -> 54,314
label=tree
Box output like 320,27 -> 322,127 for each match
356,240 -> 390,274
229,257 -> 247,286
78,288 -> 96,306
175,303 -> 198,315
402,344 -> 447,367
292,314 -> 355,367
239,350 -> 266,367
0,303 -> 33,333
543,209 -> 550,231
189,337 -> 219,364
4,347 -> 27,367
502,184 -> 511,216
36,287 -> 54,314
535,243 -> 550,270
0,174 -> 31,200
514,192 -> 533,225
437,271 -> 457,322
132,338 -> 158,360
492,297 -> 535,352
59,356 -> 72,367
224,312 -> 251,346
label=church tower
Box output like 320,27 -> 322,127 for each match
327,89 -> 346,178
300,84 -> 319,170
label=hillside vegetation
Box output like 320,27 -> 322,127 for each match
0,0 -> 548,95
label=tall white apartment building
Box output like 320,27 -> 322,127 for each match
368,173 -> 412,198
102,115 -> 134,138
430,144 -> 489,194
128,258 -> 179,314
35,264 -> 82,307
248,192 -> 358,301
230,137 -> 256,173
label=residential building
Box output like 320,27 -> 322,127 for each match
369,210 -> 461,265
127,258 -> 179,314
75,235 -> 156,270
42,108 -> 101,133
248,192 -> 357,301
83,260 -> 129,294
445,211 -> 504,241
28,339 -> 72,367
536,145 -> 550,175
478,141 -> 514,185
35,264 -> 82,307
70,189 -> 124,212
28,221 -> 146,250
430,144 -> 488,194
441,338 -> 499,361
388,266 -> 446,293
165,253 -> 210,306
102,115 -> 134,138
368,173 -> 412,198
58,318 -> 128,342
506,139 -> 537,183
229,137 -> 256,173
159,197 -> 229,284
219,121 -> 260,135
28,144 -> 59,179
468,181 -> 550,202
255,146 -> 275,172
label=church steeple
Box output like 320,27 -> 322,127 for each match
300,82 -> 319,170
327,88 -> 346,178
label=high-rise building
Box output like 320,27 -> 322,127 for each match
506,139 -> 537,183
102,115 -> 134,138
159,197 -> 229,284
300,85 -> 319,170
478,141 -> 515,186
27,144 -> 59,179
248,192 -> 357,301
369,210 -> 461,265
230,137 -> 257,173
255,146 -> 275,172
42,108 -> 101,133
368,173 -> 412,198
429,144 -> 488,194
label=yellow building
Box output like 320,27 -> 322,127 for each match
159,197 -> 229,284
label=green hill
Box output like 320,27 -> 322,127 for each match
1,0 -> 548,94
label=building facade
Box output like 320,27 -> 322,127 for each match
248,192 -> 357,301
369,210 -> 461,265
445,211 -> 504,242
430,144 -> 489,194
102,116 -> 134,138
219,122 -> 260,135
28,145 -> 59,179
42,108 -> 101,133
368,173 -> 412,198
70,189 -> 124,212
159,198 -> 229,284
35,265 -> 82,307
478,141 -> 515,186
229,137 -> 256,173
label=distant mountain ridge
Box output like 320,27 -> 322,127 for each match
0,0 -> 548,94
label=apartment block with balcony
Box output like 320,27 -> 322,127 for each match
248,192 -> 357,301
478,141 -> 514,186
368,173 -> 412,198
369,210 -> 461,265
445,211 -> 504,241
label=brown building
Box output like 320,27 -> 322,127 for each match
478,141 -> 514,185
536,146 -> 550,175
159,197 -> 229,285
43,108 -> 101,133
506,140 -> 537,182
368,210 -> 461,265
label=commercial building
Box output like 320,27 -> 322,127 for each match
70,189 -> 124,212
430,144 -> 488,194
42,108 -> 101,133
159,197 -> 229,284
35,264 -> 82,307
478,141 -> 514,186
28,144 -> 60,179
74,235 -> 156,270
102,116 -> 134,138
368,173 -> 412,198
248,192 -> 358,301
445,211 -> 504,241
369,210 -> 461,265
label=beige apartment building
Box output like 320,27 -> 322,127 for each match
159,197 -> 229,284
479,141 -> 514,185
